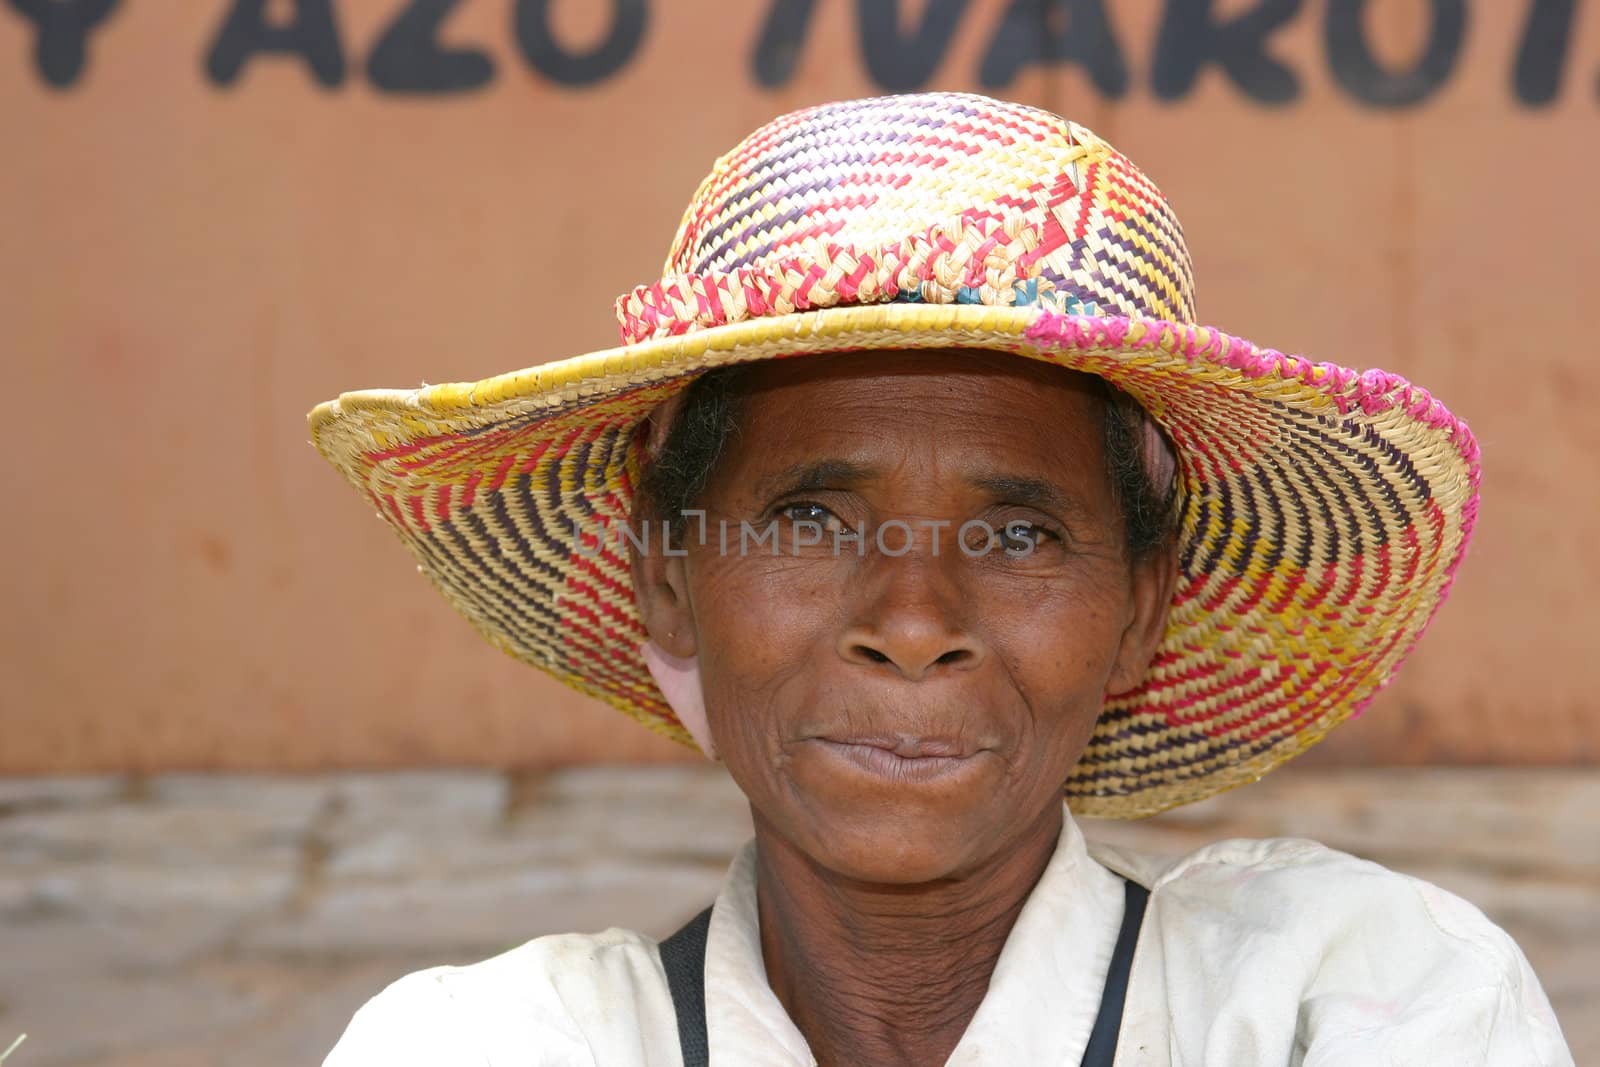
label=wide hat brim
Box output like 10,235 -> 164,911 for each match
310,302 -> 1479,818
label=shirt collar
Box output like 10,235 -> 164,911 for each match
702,805 -> 1129,1066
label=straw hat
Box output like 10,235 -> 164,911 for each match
309,92 -> 1480,818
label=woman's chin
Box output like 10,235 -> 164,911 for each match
774,790 -> 1012,886
800,823 -> 996,885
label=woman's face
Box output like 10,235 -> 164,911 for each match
637,349 -> 1173,885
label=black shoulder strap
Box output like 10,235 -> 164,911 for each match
659,905 -> 713,1067
658,880 -> 1149,1067
1080,878 -> 1150,1067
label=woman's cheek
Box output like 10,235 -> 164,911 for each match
699,557 -> 840,659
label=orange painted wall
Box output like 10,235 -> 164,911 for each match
3,0 -> 1597,772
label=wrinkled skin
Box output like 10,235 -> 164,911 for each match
631,348 -> 1175,1067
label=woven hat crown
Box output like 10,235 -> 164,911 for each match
618,93 -> 1197,346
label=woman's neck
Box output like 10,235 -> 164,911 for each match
753,804 -> 1064,1067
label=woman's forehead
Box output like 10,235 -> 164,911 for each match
737,348 -> 1100,420
717,350 -> 1110,485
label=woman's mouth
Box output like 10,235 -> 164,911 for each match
805,734 -> 988,782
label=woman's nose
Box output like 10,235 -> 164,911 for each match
836,551 -> 985,681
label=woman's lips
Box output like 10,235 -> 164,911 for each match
825,734 -> 975,757
805,734 -> 988,782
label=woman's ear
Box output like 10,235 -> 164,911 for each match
629,521 -> 697,660
629,518 -> 716,759
1107,542 -> 1178,697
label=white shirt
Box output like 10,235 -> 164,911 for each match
324,807 -> 1573,1065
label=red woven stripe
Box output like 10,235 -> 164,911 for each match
568,554 -> 633,601
485,455 -> 517,494
459,469 -> 484,510
407,494 -> 429,533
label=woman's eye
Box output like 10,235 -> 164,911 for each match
996,520 -> 1057,555
779,501 -> 843,532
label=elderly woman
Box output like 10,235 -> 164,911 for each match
313,94 -> 1571,1065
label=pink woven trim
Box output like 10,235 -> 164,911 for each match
616,215 -> 1057,346
1024,313 -> 1481,463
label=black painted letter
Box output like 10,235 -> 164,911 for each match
514,0 -> 647,87
1325,0 -> 1465,108
6,0 -> 120,89
752,0 -> 816,88
855,0 -> 969,91
980,0 -> 1127,96
205,0 -> 345,88
1152,0 -> 1302,105
368,0 -> 492,93
1513,0 -> 1575,106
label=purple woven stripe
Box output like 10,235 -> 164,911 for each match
1037,237 -> 1146,318
1078,265 -> 1147,317
1036,265 -> 1120,317
1092,226 -> 1193,317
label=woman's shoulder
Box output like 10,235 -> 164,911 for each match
322,926 -> 674,1066
1087,834 -> 1573,1064
1092,833 -> 1527,968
